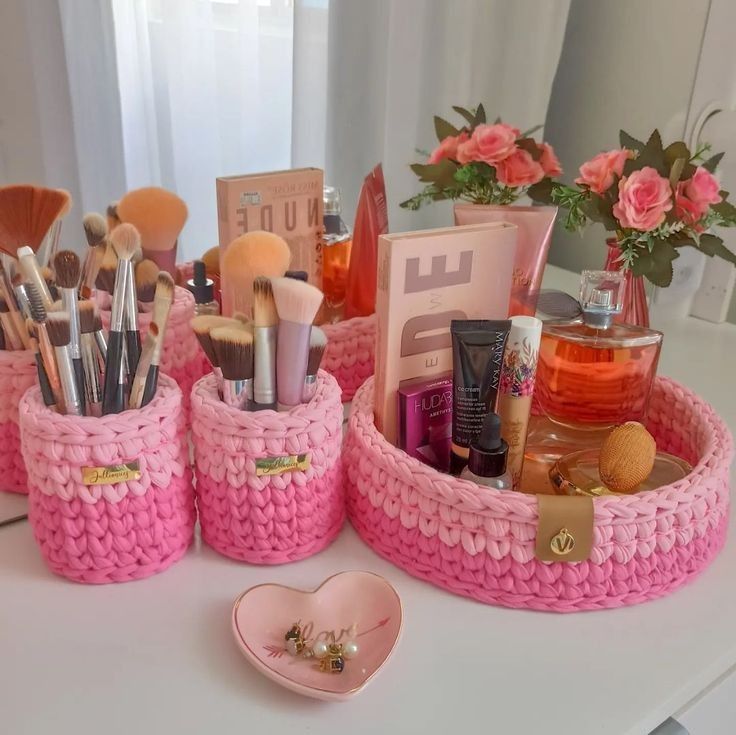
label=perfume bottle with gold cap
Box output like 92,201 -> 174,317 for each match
535,270 -> 663,430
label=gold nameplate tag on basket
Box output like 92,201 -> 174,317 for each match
81,461 -> 142,486
535,495 -> 594,562
256,453 -> 311,477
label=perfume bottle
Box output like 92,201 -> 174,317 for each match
321,186 -> 352,323
535,270 -> 663,430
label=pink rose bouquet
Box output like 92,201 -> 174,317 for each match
401,103 -> 561,209
539,129 -> 736,286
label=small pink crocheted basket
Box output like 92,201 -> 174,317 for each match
0,349 -> 38,494
97,286 -> 209,412
345,377 -> 734,612
321,314 -> 375,402
191,370 -> 345,564
20,375 -> 196,584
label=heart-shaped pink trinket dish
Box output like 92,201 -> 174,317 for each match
231,571 -> 402,701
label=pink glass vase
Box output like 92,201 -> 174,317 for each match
604,239 -> 650,328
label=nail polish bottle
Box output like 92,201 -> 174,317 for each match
187,260 -> 219,316
460,412 -> 512,490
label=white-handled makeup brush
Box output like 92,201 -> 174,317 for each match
139,272 -> 174,407
18,246 -> 53,309
271,277 -> 324,410
45,310 -> 82,416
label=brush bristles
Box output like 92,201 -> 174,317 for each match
82,213 -> 107,247
152,272 -> 175,329
92,309 -> 103,333
190,315 -> 247,365
95,244 -> 118,293
307,327 -> 327,375
109,223 -> 140,261
78,300 -> 96,334
117,187 -> 188,251
154,271 -> 175,302
271,277 -> 324,326
53,250 -> 81,289
0,297 -> 8,314
210,327 -> 254,381
45,311 -> 71,347
253,277 -> 278,328
135,259 -> 160,302
0,185 -> 71,254
193,329 -> 218,366
26,283 -> 47,323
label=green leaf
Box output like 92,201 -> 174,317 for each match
521,124 -> 543,138
699,233 -> 736,265
434,116 -> 460,142
516,137 -> 542,160
645,240 -> 679,286
625,129 -> 668,176
527,178 -> 555,204
668,157 -> 686,189
451,106 -> 476,127
646,259 -> 674,287
712,198 -> 736,223
679,161 -> 697,180
493,116 -> 502,125
620,130 -> 645,151
631,251 -> 653,277
664,141 -> 691,166
474,104 -> 486,125
701,152 -> 724,173
581,194 -> 618,230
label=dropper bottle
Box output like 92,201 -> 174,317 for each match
460,412 -> 512,490
186,260 -> 219,316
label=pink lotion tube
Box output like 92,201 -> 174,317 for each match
276,320 -> 311,409
453,205 -> 557,317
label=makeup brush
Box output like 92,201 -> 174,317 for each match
26,320 -> 55,408
0,262 -> 28,348
92,304 -> 107,361
0,298 -> 22,350
106,202 -> 121,232
102,223 -> 137,414
110,223 -> 142,382
140,271 -> 174,406
0,185 -> 71,260
116,187 -> 187,277
303,327 -> 327,402
79,300 -> 103,416
211,326 -> 254,410
42,267 -> 60,301
190,314 -> 245,392
79,213 -> 107,299
26,283 -> 63,409
53,250 -> 85,414
221,231 -> 291,316
0,325 -> 5,350
134,259 -> 159,304
202,246 -> 220,278
271,278 -> 323,409
95,244 -> 118,294
252,276 -> 278,408
17,246 -> 53,309
129,323 -> 159,409
45,311 -> 82,416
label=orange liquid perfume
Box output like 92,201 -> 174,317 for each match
535,270 -> 663,430
321,186 -> 352,323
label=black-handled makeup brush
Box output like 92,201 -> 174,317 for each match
102,224 -> 137,414
140,272 -> 174,406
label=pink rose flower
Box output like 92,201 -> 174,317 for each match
496,148 -> 545,187
538,142 -> 562,177
612,166 -> 673,231
675,181 -> 707,228
470,123 -> 519,164
456,135 -> 480,164
681,166 -> 721,207
427,132 -> 467,164
575,148 -> 631,195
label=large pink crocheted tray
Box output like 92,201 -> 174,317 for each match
191,370 -> 345,564
0,349 -> 37,494
321,315 -> 375,402
345,377 -> 734,612
19,375 -> 195,584
97,286 -> 209,411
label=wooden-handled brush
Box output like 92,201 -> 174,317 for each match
79,300 -> 103,416
45,311 -> 82,416
102,224 -> 137,414
26,283 -> 63,410
79,213 -> 107,299
111,224 -> 142,383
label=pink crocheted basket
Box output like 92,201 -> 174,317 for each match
191,370 -> 344,564
321,314 -> 375,401
0,349 -> 38,494
345,377 -> 734,612
97,286 -> 209,412
20,375 -> 195,584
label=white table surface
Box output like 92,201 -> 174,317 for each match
2,265 -> 735,735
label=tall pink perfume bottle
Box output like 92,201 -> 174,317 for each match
535,270 -> 663,430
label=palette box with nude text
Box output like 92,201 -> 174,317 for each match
216,168 -> 324,315
374,222 -> 517,444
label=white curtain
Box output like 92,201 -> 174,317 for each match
59,0 -> 569,256
324,0 -> 571,231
